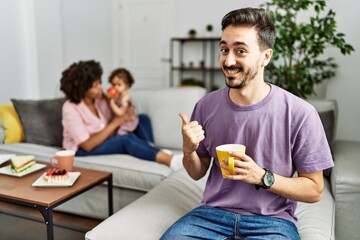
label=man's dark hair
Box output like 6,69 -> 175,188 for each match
60,60 -> 103,103
108,68 -> 135,87
221,8 -> 276,50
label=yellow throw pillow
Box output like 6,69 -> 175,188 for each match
0,103 -> 25,143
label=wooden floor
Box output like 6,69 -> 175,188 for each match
0,201 -> 102,240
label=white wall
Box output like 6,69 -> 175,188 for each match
0,0 -> 39,101
325,0 -> 360,142
34,0 -> 63,98
61,0 -> 113,77
34,0 -> 113,97
0,0 -> 359,141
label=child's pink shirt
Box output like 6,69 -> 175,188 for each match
62,98 -> 112,151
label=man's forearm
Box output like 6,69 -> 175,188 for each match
183,152 -> 209,180
268,171 -> 324,203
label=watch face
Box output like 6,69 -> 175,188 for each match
264,171 -> 275,187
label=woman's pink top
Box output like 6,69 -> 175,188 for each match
62,98 -> 112,151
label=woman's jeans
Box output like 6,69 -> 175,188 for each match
134,114 -> 154,144
160,205 -> 300,240
76,114 -> 159,161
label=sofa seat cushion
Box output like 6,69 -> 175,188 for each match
86,169 -> 334,240
296,178 -> 335,239
0,142 -> 59,161
85,169 -> 206,240
0,142 -> 176,192
74,154 -> 174,191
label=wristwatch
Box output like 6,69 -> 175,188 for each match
255,168 -> 275,190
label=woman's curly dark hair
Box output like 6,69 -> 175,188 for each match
60,60 -> 103,103
108,68 -> 134,88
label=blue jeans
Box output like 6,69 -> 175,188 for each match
134,114 -> 154,144
160,206 -> 300,240
76,133 -> 159,160
76,114 -> 159,161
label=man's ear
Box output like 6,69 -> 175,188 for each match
262,48 -> 273,67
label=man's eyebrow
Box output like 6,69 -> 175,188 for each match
219,40 -> 248,47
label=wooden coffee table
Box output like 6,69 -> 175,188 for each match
0,162 -> 113,240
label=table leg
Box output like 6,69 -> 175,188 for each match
107,176 -> 113,216
35,205 -> 54,240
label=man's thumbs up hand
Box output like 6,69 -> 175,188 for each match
179,113 -> 205,155
179,113 -> 189,126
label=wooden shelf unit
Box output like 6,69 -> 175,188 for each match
169,37 -> 221,91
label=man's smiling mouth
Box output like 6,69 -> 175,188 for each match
224,66 -> 243,74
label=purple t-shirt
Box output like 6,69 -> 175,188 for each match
191,85 -> 334,224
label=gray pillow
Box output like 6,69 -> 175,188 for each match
318,110 -> 335,178
318,110 -> 335,151
11,98 -> 66,147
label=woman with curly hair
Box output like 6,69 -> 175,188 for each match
60,60 -> 182,170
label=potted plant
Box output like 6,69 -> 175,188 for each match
260,0 -> 354,99
180,78 -> 204,88
188,29 -> 197,38
206,24 -> 213,36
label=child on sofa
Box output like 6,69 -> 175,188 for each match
107,68 -> 154,146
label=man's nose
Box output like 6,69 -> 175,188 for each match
224,53 -> 236,67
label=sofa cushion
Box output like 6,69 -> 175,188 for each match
130,87 -> 206,150
318,110 -> 336,151
307,99 -> 338,150
86,169 -> 334,240
11,98 -> 65,147
0,142 -> 175,192
331,140 -> 360,240
85,169 -> 206,240
0,103 -> 25,144
296,178 -> 335,239
74,154 -> 174,191
307,99 -> 337,178
0,142 -> 60,161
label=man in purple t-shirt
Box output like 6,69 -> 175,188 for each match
161,7 -> 333,240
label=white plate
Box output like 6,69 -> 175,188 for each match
0,163 -> 46,177
0,154 -> 15,165
32,172 -> 81,187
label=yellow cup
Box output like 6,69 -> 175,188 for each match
216,144 -> 246,175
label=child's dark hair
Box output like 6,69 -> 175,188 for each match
60,60 -> 103,103
108,68 -> 135,87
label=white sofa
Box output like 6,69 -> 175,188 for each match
1,87 -> 360,240
0,87 -> 205,219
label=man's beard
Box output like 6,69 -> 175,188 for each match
223,64 -> 258,89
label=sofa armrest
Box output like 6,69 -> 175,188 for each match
331,140 -> 360,240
